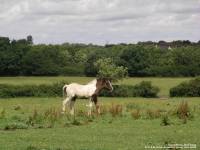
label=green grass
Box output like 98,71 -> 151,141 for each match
0,97 -> 199,150
0,76 -> 193,96
0,77 -> 198,149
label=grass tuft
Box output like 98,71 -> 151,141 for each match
109,103 -> 123,117
131,109 -> 141,120
146,109 -> 161,119
160,114 -> 171,126
176,101 -> 191,119
0,108 -> 6,119
4,122 -> 28,130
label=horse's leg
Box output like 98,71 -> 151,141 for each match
69,97 -> 76,115
62,97 -> 71,113
92,95 -> 100,115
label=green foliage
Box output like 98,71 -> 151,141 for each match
94,58 -> 127,81
1,36 -> 200,77
0,81 -> 66,98
119,45 -> 149,76
134,81 -> 160,97
0,97 -> 200,150
0,81 -> 159,98
101,81 -> 159,97
170,77 -> 200,97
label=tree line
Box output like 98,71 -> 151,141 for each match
0,35 -> 200,77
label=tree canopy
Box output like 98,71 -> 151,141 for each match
94,58 -> 127,82
0,36 -> 200,77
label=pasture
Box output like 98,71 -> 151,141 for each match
0,77 -> 199,150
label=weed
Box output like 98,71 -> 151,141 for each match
161,114 -> 170,126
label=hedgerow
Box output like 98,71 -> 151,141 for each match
0,81 -> 159,98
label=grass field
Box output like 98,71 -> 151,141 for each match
0,77 -> 199,150
0,76 -> 193,96
0,97 -> 200,150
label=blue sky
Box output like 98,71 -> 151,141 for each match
0,0 -> 200,45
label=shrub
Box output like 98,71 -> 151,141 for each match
133,81 -> 160,97
0,81 -> 159,98
170,77 -> 200,97
101,81 -> 159,97
0,81 -> 66,98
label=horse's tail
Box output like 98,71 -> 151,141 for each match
63,85 -> 68,99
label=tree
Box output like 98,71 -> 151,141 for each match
27,35 -> 33,45
119,45 -> 149,76
94,58 -> 127,82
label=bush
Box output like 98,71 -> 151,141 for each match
134,81 -> 160,97
170,77 -> 200,97
0,81 -> 159,98
0,81 -> 66,98
100,81 -> 159,97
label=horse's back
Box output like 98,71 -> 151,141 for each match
66,83 -> 96,97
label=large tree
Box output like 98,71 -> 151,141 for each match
94,58 -> 127,82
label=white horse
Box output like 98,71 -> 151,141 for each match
62,78 -> 113,115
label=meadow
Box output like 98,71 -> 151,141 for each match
0,77 -> 199,150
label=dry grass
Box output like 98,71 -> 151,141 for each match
176,101 -> 190,119
109,103 -> 123,117
131,109 -> 141,119
146,109 -> 161,119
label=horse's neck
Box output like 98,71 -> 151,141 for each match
94,86 -> 103,95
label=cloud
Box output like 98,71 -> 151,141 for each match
0,0 -> 199,44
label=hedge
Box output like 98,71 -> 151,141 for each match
170,77 -> 200,97
0,81 -> 159,98
0,82 -> 65,98
100,81 -> 159,97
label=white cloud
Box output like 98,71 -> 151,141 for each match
0,0 -> 200,44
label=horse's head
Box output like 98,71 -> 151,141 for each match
97,78 -> 113,92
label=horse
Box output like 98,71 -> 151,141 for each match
62,78 -> 113,115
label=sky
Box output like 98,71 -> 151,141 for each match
0,0 -> 200,45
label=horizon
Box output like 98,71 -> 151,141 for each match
1,35 -> 199,46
